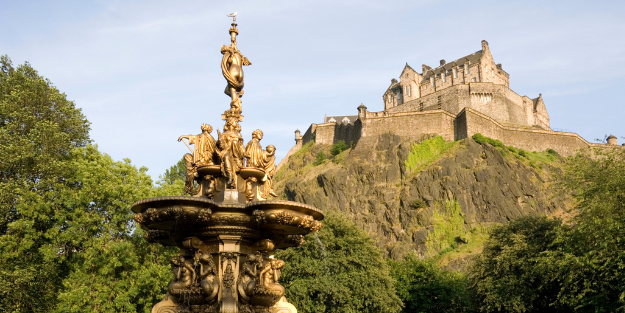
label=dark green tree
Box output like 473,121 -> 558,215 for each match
275,212 -> 403,313
553,149 -> 625,312
389,256 -> 473,313
0,56 -> 177,312
50,145 -> 175,313
468,216 -> 569,313
0,55 -> 90,312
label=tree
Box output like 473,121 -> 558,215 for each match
553,149 -> 625,312
275,212 -> 403,313
49,145 -> 176,313
389,256 -> 473,313
0,55 -> 90,312
154,157 -> 186,196
0,56 -> 177,312
468,216 -> 569,313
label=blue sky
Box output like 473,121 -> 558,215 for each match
1,0 -> 624,179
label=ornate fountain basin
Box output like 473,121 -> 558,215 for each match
132,196 -> 323,250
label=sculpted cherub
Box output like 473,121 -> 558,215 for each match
168,256 -> 195,294
198,253 -> 219,303
237,252 -> 262,304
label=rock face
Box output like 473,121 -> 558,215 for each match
274,134 -> 567,259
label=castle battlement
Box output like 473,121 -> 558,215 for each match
279,41 -> 616,171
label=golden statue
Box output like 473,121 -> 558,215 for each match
178,124 -> 217,194
217,117 -> 246,189
221,15 -> 251,115
262,145 -> 278,198
245,129 -> 264,167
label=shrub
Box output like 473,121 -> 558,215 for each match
313,151 -> 326,166
330,140 -> 348,156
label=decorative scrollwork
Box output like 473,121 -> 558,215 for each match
252,210 -> 266,223
145,230 -> 170,243
197,208 -> 212,222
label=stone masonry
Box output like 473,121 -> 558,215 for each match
284,40 -> 614,168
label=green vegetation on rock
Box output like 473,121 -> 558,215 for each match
330,140 -> 348,156
404,136 -> 456,173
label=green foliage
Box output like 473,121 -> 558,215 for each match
313,151 -> 326,166
0,57 -> 174,312
472,133 -> 503,148
294,140 -> 314,158
0,56 -> 90,312
472,133 -> 559,166
154,157 -> 186,196
552,148 -> 625,312
468,216 -> 569,313
405,136 -> 456,173
424,200 -> 490,263
411,199 -> 427,209
426,200 -> 465,257
275,212 -> 403,313
389,256 -> 473,313
330,140 -> 348,156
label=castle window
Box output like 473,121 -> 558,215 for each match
430,77 -> 434,86
407,85 -> 411,96
453,68 -> 458,78
404,86 -> 407,95
443,73 -> 446,82
492,68 -> 494,77
466,64 -> 470,74
472,78 -> 476,82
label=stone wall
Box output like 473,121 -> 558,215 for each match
459,108 -> 598,156
302,124 -> 316,144
361,110 -> 456,142
314,123 -> 335,145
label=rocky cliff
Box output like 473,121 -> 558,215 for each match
274,134 -> 569,261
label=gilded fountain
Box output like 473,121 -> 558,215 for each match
132,14 -> 323,313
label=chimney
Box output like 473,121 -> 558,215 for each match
482,40 -> 489,51
422,64 -> 431,75
440,59 -> 446,66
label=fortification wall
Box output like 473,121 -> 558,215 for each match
387,84 -> 469,115
315,123 -> 335,145
361,110 -> 456,142
459,108 -> 593,156
302,124 -> 317,145
333,121 -> 362,146
388,83 -> 535,129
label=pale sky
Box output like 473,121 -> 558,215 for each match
2,0 -> 624,179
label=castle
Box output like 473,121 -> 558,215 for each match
280,41 -> 616,167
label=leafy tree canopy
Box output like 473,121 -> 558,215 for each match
275,212 -> 403,313
389,256 -> 472,313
